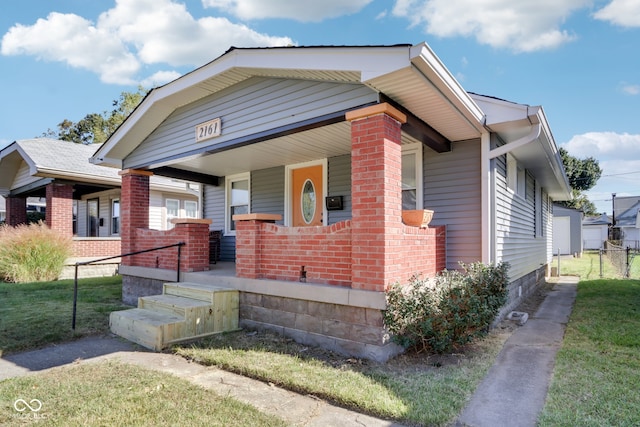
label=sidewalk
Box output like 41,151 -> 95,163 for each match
455,276 -> 578,427
0,336 -> 405,427
1,277 -> 577,427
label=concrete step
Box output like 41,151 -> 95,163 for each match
110,308 -> 185,351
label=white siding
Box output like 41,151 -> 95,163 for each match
12,161 -> 39,189
124,77 -> 378,169
424,139 -> 482,269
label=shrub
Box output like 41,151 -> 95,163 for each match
0,221 -> 72,283
383,262 -> 509,354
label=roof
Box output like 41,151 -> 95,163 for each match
88,42 -> 570,200
616,200 -> 640,228
0,139 -> 120,196
90,43 -> 485,168
583,213 -> 611,226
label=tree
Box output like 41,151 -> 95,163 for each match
557,147 -> 602,215
42,86 -> 147,144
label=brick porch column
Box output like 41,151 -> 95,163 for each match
45,183 -> 74,236
6,196 -> 27,226
119,169 -> 152,265
346,103 -> 407,292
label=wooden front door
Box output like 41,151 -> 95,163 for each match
292,165 -> 323,226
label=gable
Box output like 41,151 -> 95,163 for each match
124,76 -> 379,176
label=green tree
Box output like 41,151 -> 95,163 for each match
42,86 -> 147,144
557,147 -> 602,215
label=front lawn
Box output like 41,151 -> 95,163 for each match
0,276 -> 129,355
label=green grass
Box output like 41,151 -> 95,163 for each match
175,327 -> 511,426
539,255 -> 640,426
0,361 -> 286,426
0,276 -> 129,355
553,250 -> 640,280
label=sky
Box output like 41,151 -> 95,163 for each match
1,0 -> 639,214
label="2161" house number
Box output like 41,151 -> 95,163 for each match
195,118 -> 222,142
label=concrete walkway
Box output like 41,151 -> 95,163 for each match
455,276 -> 578,427
1,277 -> 577,427
1,336 -> 405,427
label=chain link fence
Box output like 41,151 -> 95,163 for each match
603,241 -> 638,278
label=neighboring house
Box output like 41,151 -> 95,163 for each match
552,204 -> 583,255
582,213 -> 611,250
91,43 -> 571,361
0,139 -> 200,264
0,195 -> 46,223
613,197 -> 640,249
0,195 -> 4,223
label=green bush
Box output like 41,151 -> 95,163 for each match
0,221 -> 72,283
383,262 -> 509,354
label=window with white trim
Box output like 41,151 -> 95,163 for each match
111,199 -> 120,235
226,173 -> 250,235
507,153 -> 526,198
401,145 -> 423,210
185,200 -> 198,219
166,198 -> 179,230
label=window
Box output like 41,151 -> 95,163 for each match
111,199 -> 120,235
185,200 -> 198,219
166,199 -> 179,230
507,154 -> 526,198
87,198 -> 99,237
226,173 -> 250,234
402,145 -> 423,210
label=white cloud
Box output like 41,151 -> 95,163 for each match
594,0 -> 640,27
563,131 -> 640,160
141,70 -> 183,88
392,0 -> 591,52
202,0 -> 373,22
1,0 -> 294,85
1,12 -> 140,84
621,83 -> 640,95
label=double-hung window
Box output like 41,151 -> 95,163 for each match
226,173 -> 250,235
401,145 -> 423,210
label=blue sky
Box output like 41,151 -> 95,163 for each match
1,0 -> 639,214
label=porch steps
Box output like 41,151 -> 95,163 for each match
110,282 -> 239,351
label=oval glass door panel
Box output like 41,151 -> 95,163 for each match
301,179 -> 316,224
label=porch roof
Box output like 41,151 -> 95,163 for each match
0,139 -> 121,197
90,43 -> 486,172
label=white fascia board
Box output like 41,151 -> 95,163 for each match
409,43 -> 485,131
35,168 -> 121,186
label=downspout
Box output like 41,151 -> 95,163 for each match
481,131 -> 492,264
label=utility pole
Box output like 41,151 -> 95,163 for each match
612,193 -> 616,227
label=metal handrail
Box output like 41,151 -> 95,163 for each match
72,241 -> 185,329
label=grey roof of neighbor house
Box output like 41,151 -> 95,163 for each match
583,213 -> 611,226
616,201 -> 640,227
5,139 -> 119,180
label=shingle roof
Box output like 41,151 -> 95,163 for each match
15,139 -> 118,180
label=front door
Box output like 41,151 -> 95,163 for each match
292,165 -> 323,226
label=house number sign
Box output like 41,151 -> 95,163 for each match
195,118 -> 222,142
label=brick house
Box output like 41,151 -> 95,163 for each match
0,138 -> 200,271
91,43 -> 571,361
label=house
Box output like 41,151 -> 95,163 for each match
90,43 -> 571,361
0,138 -> 201,276
582,213 -> 611,250
552,204 -> 583,255
0,195 -> 46,223
613,196 -> 640,249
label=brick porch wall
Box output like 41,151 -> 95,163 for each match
236,219 -> 352,285
71,238 -> 122,258
6,196 -> 27,226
